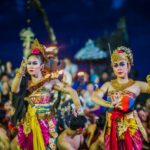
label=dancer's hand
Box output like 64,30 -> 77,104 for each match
112,92 -> 122,108
19,57 -> 27,73
113,101 -> 123,110
146,74 -> 150,83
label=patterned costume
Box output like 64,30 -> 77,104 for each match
104,87 -> 147,150
92,46 -> 149,150
11,39 -> 81,150
18,84 -> 58,150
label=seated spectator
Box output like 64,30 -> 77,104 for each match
57,115 -> 87,150
82,82 -> 100,123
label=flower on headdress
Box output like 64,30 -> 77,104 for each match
78,127 -> 83,132
31,48 -> 40,54
117,50 -> 124,53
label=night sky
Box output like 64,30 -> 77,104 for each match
0,0 -> 150,79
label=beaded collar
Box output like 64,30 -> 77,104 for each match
110,79 -> 135,92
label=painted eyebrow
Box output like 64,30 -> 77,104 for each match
27,61 -> 39,63
114,63 -> 118,65
28,60 -> 38,62
119,61 -> 125,64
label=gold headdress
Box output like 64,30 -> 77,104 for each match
111,46 -> 133,66
30,39 -> 48,63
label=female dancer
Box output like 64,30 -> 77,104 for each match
91,46 -> 149,150
11,39 -> 81,150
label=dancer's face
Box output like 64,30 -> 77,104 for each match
27,55 -> 43,76
112,60 -> 129,78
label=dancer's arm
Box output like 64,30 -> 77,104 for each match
54,81 -> 81,110
136,75 -> 150,94
11,59 -> 27,93
92,82 -> 113,108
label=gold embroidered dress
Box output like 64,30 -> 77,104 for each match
18,85 -> 58,150
104,82 -> 147,150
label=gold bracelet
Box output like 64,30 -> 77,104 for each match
75,105 -> 81,109
15,70 -> 25,78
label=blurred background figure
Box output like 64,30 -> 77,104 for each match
0,60 -> 5,77
82,82 -> 100,123
0,81 -> 12,104
0,74 -> 9,92
137,98 -> 150,150
64,58 -> 78,80
100,71 -> 110,83
90,73 -> 101,88
5,61 -> 15,80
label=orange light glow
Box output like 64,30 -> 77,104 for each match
46,46 -> 57,52
59,69 -> 64,75
77,71 -> 84,76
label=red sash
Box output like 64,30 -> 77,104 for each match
110,110 -> 133,150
